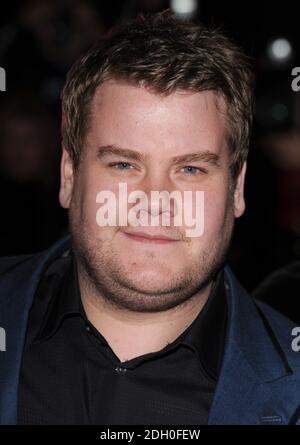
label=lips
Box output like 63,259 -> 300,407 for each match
121,229 -> 181,243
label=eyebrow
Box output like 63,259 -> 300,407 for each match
97,144 -> 220,167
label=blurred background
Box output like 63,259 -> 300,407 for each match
1,0 -> 300,294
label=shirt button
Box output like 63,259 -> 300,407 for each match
85,325 -> 91,333
115,366 -> 127,374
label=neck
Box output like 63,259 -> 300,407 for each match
78,271 -> 212,363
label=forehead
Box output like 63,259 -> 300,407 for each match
88,80 -> 228,158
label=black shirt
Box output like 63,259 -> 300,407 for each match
17,251 -> 227,425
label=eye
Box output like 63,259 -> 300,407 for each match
181,166 -> 203,175
109,162 -> 133,170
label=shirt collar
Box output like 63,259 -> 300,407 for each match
179,269 -> 227,381
35,252 -> 227,381
34,252 -> 82,343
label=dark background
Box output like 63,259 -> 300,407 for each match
1,0 -> 300,292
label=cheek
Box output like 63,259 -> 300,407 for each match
186,192 -> 232,257
73,169 -> 116,226
78,171 -> 131,243
203,188 -> 231,236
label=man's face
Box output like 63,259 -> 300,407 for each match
60,80 -> 246,312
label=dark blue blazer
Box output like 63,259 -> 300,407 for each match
0,235 -> 300,425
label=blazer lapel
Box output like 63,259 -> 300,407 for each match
0,235 -> 70,424
208,267 -> 297,425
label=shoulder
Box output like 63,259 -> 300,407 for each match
254,298 -> 300,372
225,265 -> 300,374
0,254 -> 36,275
0,235 -> 71,287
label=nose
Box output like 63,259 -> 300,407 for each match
130,173 -> 179,223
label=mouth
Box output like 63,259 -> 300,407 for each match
121,230 -> 181,244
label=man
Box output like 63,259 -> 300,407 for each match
0,11 -> 299,425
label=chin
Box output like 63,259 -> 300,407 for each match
125,267 -> 176,290
125,260 -> 174,277
128,265 -> 170,279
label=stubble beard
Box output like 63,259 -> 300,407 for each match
69,192 -> 235,314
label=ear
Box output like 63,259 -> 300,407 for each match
233,161 -> 247,218
59,148 -> 74,209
